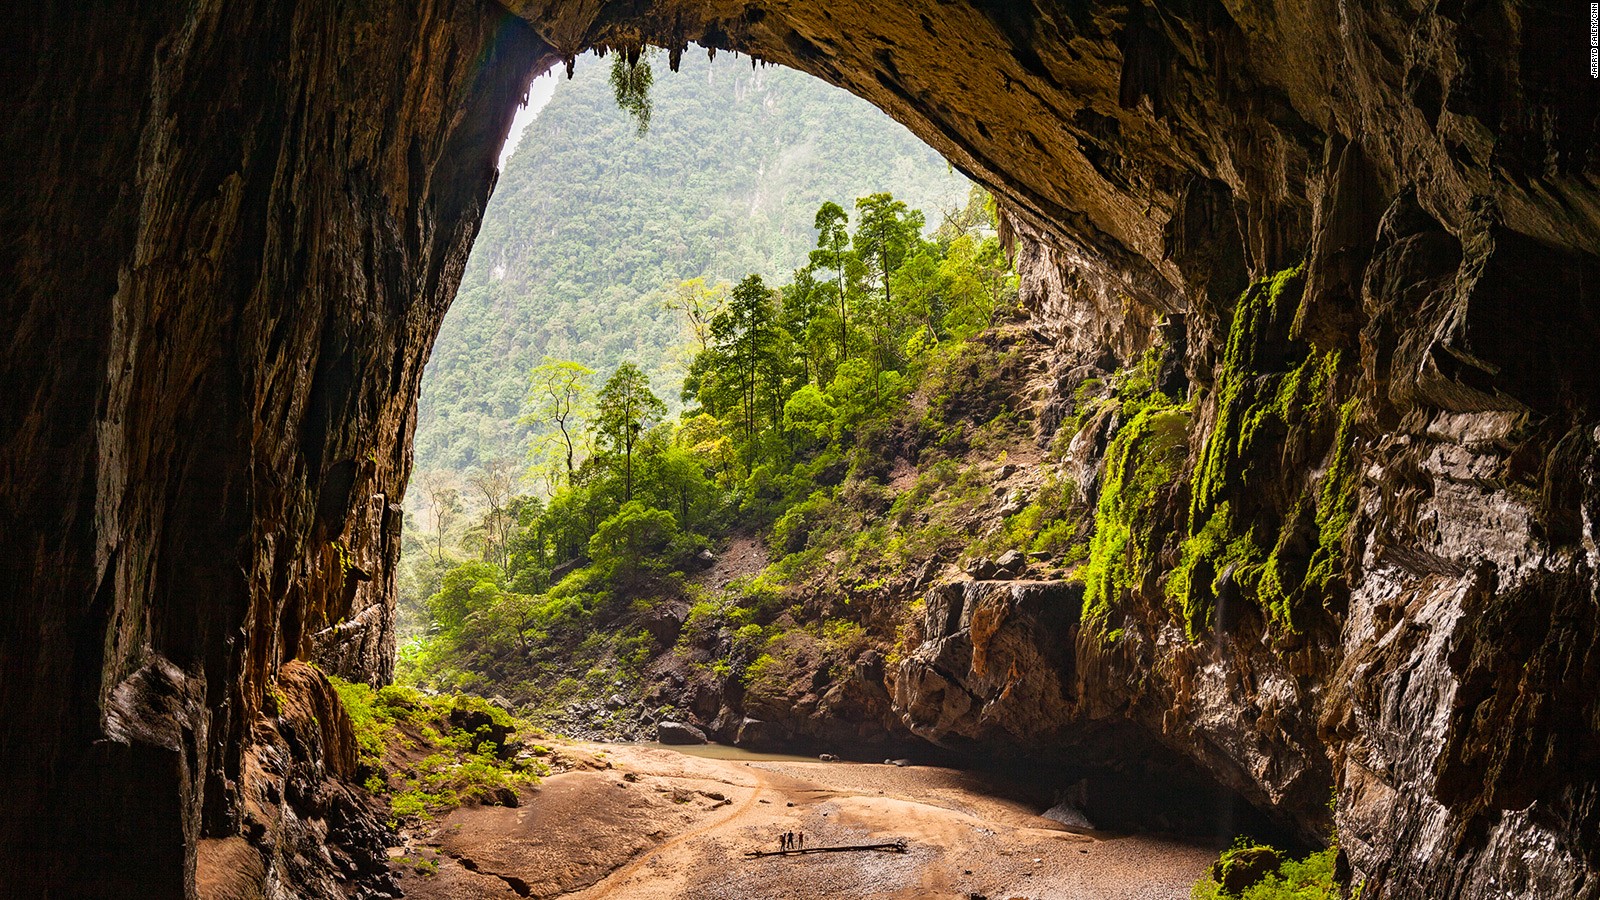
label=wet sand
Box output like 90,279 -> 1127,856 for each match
392,742 -> 1217,899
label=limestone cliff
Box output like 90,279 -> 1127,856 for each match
3,2 -> 549,895
3,1 -> 1597,898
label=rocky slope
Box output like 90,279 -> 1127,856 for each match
4,1 -> 1598,898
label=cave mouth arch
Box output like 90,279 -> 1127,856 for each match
404,37 -> 1293,852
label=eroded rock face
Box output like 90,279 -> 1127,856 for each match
3,2 -> 548,896
5,1 -> 1599,897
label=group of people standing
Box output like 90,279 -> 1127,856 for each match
779,831 -> 806,851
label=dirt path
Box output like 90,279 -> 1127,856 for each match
391,743 -> 1218,900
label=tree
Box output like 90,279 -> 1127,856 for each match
889,248 -> 949,340
711,274 -> 783,449
853,192 -> 924,317
809,202 -> 853,363
467,458 -> 519,570
665,277 -> 727,356
781,268 -> 828,386
428,560 -> 502,637
589,501 -> 678,588
417,470 -> 464,565
593,363 -> 667,502
524,359 -> 595,483
934,183 -> 998,244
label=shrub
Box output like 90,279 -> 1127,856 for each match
589,501 -> 678,586
1191,841 -> 1352,900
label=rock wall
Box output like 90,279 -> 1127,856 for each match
511,3 -> 1600,894
2,2 -> 548,896
5,0 -> 1599,897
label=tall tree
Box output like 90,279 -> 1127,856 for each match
853,192 -> 924,316
524,359 -> 595,483
468,458 -> 520,570
418,470 -> 463,565
781,268 -> 826,385
809,202 -> 853,363
712,274 -> 780,445
665,277 -> 728,357
593,363 -> 667,502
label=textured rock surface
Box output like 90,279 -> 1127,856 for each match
5,1 -> 1599,898
3,2 -> 548,896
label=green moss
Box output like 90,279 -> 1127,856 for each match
1305,398 -> 1362,591
1081,398 -> 1191,630
1165,504 -> 1263,639
971,472 -> 1086,562
1178,264 -> 1360,636
1191,841 -> 1355,900
331,678 -> 391,771
330,676 -> 545,827
1190,265 -> 1309,527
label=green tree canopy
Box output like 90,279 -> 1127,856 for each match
524,359 -> 596,486
593,362 -> 668,501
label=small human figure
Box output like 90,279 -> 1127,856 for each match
798,832 -> 805,849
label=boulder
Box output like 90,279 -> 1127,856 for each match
993,549 -> 1027,577
998,489 -> 1028,517
1212,845 -> 1284,896
550,556 -> 589,581
657,721 -> 708,745
964,557 -> 999,580
734,717 -> 790,749
447,706 -> 514,755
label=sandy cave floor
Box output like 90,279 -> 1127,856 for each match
390,743 -> 1217,900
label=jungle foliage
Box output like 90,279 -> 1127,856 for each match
398,187 -> 1019,703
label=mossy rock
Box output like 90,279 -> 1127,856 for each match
1212,844 -> 1285,896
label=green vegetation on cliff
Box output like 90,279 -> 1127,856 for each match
1192,841 -> 1353,899
1174,264 -> 1360,634
330,678 -> 549,826
1064,266 -> 1363,641
1081,397 -> 1190,633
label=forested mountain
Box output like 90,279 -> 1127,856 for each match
415,53 -> 969,474
400,182 -> 1021,708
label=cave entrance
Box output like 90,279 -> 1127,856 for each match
395,43 -> 974,713
387,42 -> 1288,866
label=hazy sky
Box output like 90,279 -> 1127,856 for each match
498,71 -> 561,168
